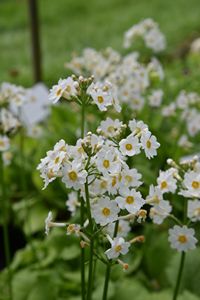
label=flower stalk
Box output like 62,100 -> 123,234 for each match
0,154 -> 13,300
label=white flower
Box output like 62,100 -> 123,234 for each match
105,236 -> 130,259
48,150 -> 66,173
97,118 -> 123,138
116,187 -> 145,214
149,201 -> 172,224
128,119 -> 148,136
45,211 -> 53,235
45,211 -> 66,235
49,77 -> 77,104
123,19 -> 166,52
141,131 -> 160,159
0,108 -> 20,133
67,224 -> 81,236
120,166 -> 142,188
91,197 -> 120,226
106,220 -> 131,238
87,82 -> 112,111
0,135 -> 10,152
168,225 -> 197,252
2,151 -> 12,166
157,169 -> 177,194
187,200 -> 200,222
148,89 -> 163,107
66,192 -> 79,216
95,147 -> 121,176
179,170 -> 200,198
119,135 -> 140,156
146,185 -> 163,206
90,177 -> 109,195
62,161 -> 87,191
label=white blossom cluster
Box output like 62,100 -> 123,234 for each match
49,75 -> 121,112
123,18 -> 166,52
65,51 -> 164,112
0,82 -> 50,165
147,157 -> 200,252
162,90 -> 200,136
41,118 -> 160,260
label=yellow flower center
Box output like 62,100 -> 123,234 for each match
47,169 -> 55,179
194,208 -> 200,216
100,181 -> 107,189
68,171 -> 78,181
65,85 -> 71,93
126,196 -> 134,204
115,245 -> 122,252
192,181 -> 199,189
178,235 -> 187,244
102,207 -> 110,216
54,157 -> 60,164
107,126 -> 115,133
112,176 -> 117,187
0,140 -> 5,147
97,96 -> 104,103
146,140 -> 151,149
56,88 -> 62,96
103,160 -> 110,168
161,181 -> 168,189
125,175 -> 132,183
125,143 -> 133,151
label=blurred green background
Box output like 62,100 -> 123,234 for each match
1,0 -> 200,86
1,1 -> 200,299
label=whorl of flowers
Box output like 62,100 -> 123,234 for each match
147,157 -> 200,252
65,52 -> 164,113
49,75 -> 121,112
123,18 -> 166,52
39,118 -> 160,262
162,90 -> 200,144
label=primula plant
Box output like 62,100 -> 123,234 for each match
38,74 -> 160,300
146,156 -> 200,300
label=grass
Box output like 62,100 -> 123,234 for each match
1,0 -> 200,86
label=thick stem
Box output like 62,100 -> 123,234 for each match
102,220 -> 119,300
80,103 -> 86,300
172,252 -> 186,300
0,155 -> 13,300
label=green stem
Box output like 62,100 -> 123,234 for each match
0,155 -> 13,300
80,193 -> 86,300
172,252 -> 186,300
85,180 -> 94,300
172,198 -> 188,300
80,103 -> 86,300
102,263 -> 111,300
20,129 -> 38,259
102,220 -> 119,300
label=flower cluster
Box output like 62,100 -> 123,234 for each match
49,75 -> 121,112
147,157 -> 199,252
40,118 -> 160,262
162,90 -> 200,143
66,50 -> 164,112
0,82 -> 50,165
123,18 -> 166,52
